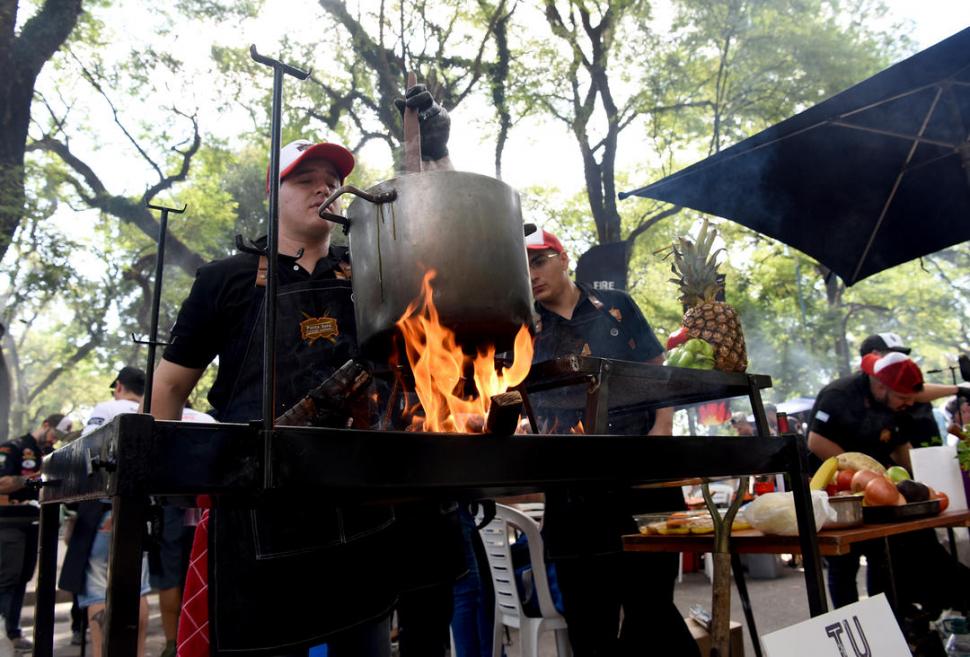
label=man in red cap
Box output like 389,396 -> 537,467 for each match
524,228 -> 698,657
808,350 -> 970,630
150,89 -> 458,657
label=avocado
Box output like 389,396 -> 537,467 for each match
896,479 -> 930,503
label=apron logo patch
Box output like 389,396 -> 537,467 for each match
300,313 -> 339,345
22,448 -> 35,460
21,459 -> 36,470
581,343 -> 592,357
879,428 -> 891,443
609,307 -> 623,322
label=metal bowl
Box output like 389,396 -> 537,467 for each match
824,495 -> 864,529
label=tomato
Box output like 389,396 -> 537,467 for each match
935,491 -> 950,513
835,469 -> 856,492
851,469 -> 881,494
863,476 -> 899,506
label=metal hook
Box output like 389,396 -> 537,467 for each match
249,45 -> 310,80
130,332 -> 170,347
147,203 -> 187,215
235,234 -> 267,256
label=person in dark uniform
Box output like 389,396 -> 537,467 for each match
525,228 -> 700,657
0,413 -> 69,652
808,349 -> 970,619
150,88 -> 462,657
858,333 -> 944,447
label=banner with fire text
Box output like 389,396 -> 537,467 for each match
576,241 -> 628,292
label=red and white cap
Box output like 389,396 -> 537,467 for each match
266,139 -> 355,192
860,352 -> 924,394
525,228 -> 565,254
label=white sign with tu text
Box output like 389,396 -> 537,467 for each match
762,594 -> 909,657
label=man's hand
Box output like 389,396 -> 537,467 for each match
0,472 -> 40,495
394,84 -> 450,161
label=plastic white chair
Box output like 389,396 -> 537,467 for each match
513,502 -> 546,526
479,503 -> 572,657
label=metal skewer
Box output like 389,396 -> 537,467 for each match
250,45 -> 309,489
133,202 -> 186,413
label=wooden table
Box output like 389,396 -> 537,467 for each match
624,510 -> 970,556
624,510 -> 970,657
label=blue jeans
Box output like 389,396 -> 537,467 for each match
450,509 -> 493,657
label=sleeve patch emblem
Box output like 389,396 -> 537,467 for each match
815,410 -> 830,423
609,307 -> 623,322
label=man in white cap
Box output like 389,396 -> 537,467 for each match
150,90 -> 460,656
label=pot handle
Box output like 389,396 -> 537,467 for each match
318,185 -> 398,232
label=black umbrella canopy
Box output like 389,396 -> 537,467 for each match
620,28 -> 970,285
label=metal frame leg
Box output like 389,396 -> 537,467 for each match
731,553 -> 764,657
104,495 -> 149,656
789,441 -> 827,616
882,536 -> 899,611
33,504 -> 60,657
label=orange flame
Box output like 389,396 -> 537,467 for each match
396,270 -> 533,433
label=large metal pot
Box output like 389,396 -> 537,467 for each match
320,170 -> 535,357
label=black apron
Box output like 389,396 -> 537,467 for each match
209,275 -> 399,655
535,289 -> 685,558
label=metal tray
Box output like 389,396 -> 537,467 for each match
862,498 -> 941,524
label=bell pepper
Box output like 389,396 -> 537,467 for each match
666,326 -> 689,351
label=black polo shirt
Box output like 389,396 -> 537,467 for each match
533,285 -> 664,364
163,243 -> 350,414
0,433 -> 43,502
808,372 -> 918,467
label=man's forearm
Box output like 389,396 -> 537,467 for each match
807,431 -> 844,460
891,443 -> 913,471
0,475 -> 25,495
916,383 -> 966,403
649,407 -> 674,436
150,359 -> 204,420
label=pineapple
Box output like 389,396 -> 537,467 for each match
669,220 -> 748,372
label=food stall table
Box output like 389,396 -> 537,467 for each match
624,510 -> 970,655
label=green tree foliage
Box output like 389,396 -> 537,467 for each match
1,0 -> 964,436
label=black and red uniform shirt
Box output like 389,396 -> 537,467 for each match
0,433 -> 43,502
809,371 -> 934,468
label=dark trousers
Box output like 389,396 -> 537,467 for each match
827,531 -> 970,614
450,509 -> 494,657
326,616 -> 392,657
0,524 -> 39,638
554,551 -> 700,657
397,581 -> 455,657
825,539 -> 888,609
70,595 -> 83,632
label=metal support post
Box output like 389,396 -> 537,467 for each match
32,503 -> 61,657
103,495 -> 150,655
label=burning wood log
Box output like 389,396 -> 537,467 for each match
485,391 -> 523,435
276,359 -> 372,427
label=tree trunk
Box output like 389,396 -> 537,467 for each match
0,0 -> 84,265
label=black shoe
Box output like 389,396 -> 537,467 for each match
71,629 -> 85,645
